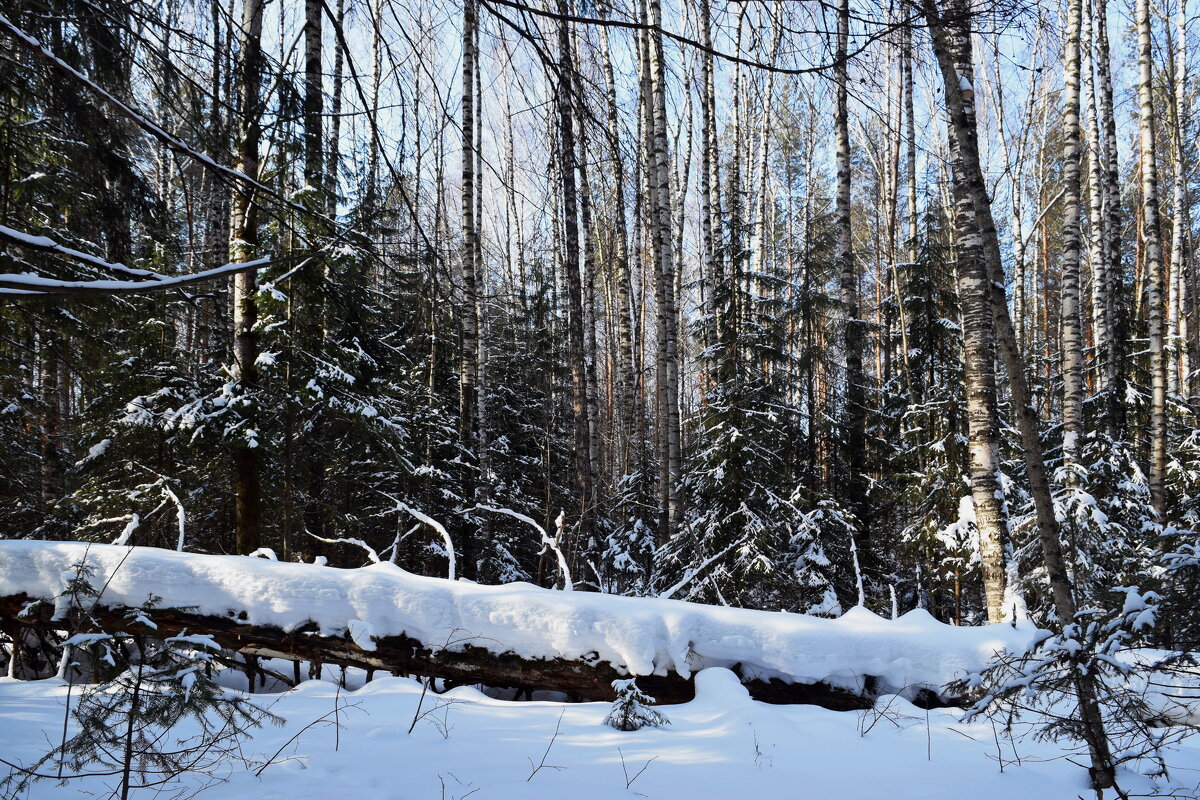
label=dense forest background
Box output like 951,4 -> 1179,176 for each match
2,0 -> 1199,638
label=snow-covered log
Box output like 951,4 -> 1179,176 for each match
0,542 -> 1035,708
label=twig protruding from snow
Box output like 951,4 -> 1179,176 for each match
526,709 -> 567,782
475,505 -> 572,591
305,532 -> 381,565
381,493 -> 455,580
658,538 -> 745,600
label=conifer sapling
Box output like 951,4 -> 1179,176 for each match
603,679 -> 669,731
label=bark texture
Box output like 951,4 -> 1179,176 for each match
642,0 -> 681,542
1059,0 -> 1085,468
229,0 -> 265,556
460,0 -> 482,577
1136,0 -> 1169,515
923,0 -> 1116,787
835,0 -> 868,560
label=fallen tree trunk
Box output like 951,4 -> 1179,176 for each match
0,593 -> 888,710
0,542 -> 1030,709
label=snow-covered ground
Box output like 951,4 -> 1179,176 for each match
3,666 -> 1199,799
3,542 -> 1199,797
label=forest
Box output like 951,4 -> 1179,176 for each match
3,0 -> 1200,795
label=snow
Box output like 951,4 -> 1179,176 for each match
79,437 -> 111,464
0,542 -> 1038,696
0,257 -> 269,295
1115,586 -> 1159,631
60,632 -> 114,647
167,632 -> 221,651
0,224 -> 160,278
110,514 -> 140,546
347,619 -> 378,651
128,608 -> 157,629
476,504 -> 572,590
2,666 -> 1197,799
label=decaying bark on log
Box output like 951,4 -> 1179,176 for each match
0,593 -> 945,711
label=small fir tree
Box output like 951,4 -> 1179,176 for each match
953,587 -> 1198,789
4,575 -> 283,799
603,679 -> 670,731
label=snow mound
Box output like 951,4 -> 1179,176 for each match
0,542 -> 1038,696
694,668 -> 751,704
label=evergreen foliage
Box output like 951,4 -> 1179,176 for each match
2,560 -> 282,799
956,587 -> 1199,788
603,679 -> 669,732
0,0 -> 1197,644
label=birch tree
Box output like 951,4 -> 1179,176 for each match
1059,0 -> 1085,468
460,0 -> 482,578
555,0 -> 594,544
228,0 -> 265,556
642,0 -> 681,541
922,0 -> 1116,785
835,0 -> 867,554
1167,0 -> 1190,399
1136,0 -> 1169,515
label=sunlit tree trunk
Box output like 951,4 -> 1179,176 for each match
699,0 -> 722,386
1167,0 -> 1190,399
1093,0 -> 1124,433
835,0 -> 867,549
229,0 -> 265,556
459,0 -> 481,578
1059,0 -> 1086,467
302,0 -> 322,193
921,13 -> 1007,625
556,0 -> 594,544
1137,0 -> 1169,515
923,0 -> 1115,785
642,0 -> 681,541
1083,4 -> 1111,404
599,2 -> 639,479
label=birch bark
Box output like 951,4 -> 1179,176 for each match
229,0 -> 265,556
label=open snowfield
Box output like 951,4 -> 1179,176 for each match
3,666 -> 1200,799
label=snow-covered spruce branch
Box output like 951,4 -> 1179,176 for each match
658,538 -> 746,600
951,587 -> 1197,790
604,679 -> 670,731
474,505 -> 572,590
1164,537 -> 1200,570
